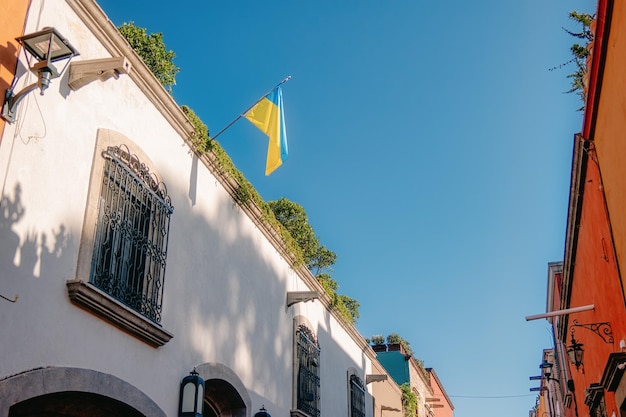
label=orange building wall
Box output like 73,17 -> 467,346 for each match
427,370 -> 453,417
593,0 -> 626,304
566,144 -> 626,417
0,0 -> 29,138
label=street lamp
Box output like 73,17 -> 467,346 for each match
2,27 -> 78,123
540,361 -> 553,378
567,333 -> 585,370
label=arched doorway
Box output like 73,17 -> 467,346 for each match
196,363 -> 250,417
0,367 -> 165,417
204,379 -> 246,417
9,391 -> 144,417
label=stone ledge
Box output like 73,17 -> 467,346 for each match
290,409 -> 314,417
66,280 -> 173,348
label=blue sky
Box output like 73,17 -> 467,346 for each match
97,0 -> 593,415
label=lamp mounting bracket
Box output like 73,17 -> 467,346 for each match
570,319 -> 613,344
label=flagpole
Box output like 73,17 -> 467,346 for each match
209,76 -> 292,141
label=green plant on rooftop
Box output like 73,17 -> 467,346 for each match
552,11 -> 594,109
371,335 -> 385,345
270,198 -> 360,324
387,333 -> 413,356
118,22 -> 179,93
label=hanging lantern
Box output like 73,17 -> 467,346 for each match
254,406 -> 272,417
179,369 -> 204,417
567,333 -> 584,370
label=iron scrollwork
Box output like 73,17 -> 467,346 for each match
570,319 -> 613,344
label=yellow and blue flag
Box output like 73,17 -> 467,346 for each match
245,87 -> 288,176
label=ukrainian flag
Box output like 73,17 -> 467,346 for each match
245,87 -> 288,176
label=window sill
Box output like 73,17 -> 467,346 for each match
66,279 -> 173,348
290,410 -> 314,417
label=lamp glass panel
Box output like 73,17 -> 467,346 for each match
567,346 -> 584,367
575,348 -> 584,365
19,29 -> 76,62
196,384 -> 204,412
182,382 -> 196,413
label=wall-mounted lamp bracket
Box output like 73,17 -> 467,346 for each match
2,61 -> 61,123
286,291 -> 319,307
1,27 -> 78,123
570,319 -> 613,344
365,374 -> 388,384
68,56 -> 131,91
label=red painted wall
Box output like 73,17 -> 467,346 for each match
559,1 -> 626,414
591,0 -> 626,305
565,142 -> 626,417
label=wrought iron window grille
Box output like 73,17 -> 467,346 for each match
90,145 -> 173,323
349,375 -> 365,417
296,325 -> 320,417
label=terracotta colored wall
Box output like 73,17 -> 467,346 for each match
428,370 -> 453,417
593,0 -> 626,304
566,147 -> 626,417
0,0 -> 29,138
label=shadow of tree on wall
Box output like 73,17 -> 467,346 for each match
0,183 -> 24,276
169,174 -> 371,412
0,182 -> 72,302
0,164 -> 368,416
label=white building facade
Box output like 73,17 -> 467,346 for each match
0,1 -> 380,416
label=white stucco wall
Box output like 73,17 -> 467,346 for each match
0,1 -> 376,416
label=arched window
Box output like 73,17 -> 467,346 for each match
69,130 -> 174,347
295,324 -> 320,417
349,374 -> 365,417
90,144 -> 173,323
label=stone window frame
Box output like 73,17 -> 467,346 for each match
67,128 -> 173,347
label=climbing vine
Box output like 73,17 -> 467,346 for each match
400,383 -> 418,417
